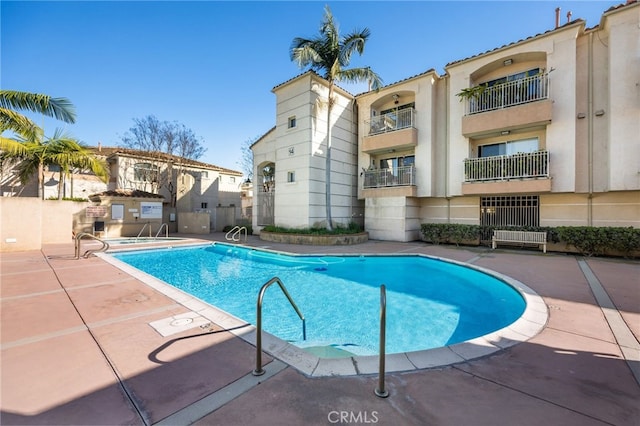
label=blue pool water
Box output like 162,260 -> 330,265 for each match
112,243 -> 526,357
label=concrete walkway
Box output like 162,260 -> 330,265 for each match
1,234 -> 638,425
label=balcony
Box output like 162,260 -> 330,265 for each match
364,165 -> 415,188
362,108 -> 417,154
461,73 -> 552,137
462,151 -> 551,195
464,73 -> 549,115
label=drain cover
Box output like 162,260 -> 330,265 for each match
170,318 -> 194,327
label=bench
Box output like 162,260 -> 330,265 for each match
492,230 -> 547,253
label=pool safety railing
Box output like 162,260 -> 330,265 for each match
155,223 -> 169,238
136,222 -> 152,239
74,232 -> 110,259
253,277 -> 306,376
375,285 -> 389,398
225,225 -> 248,243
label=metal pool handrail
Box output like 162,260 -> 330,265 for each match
136,222 -> 151,239
74,232 -> 110,259
375,284 -> 389,398
155,223 -> 169,238
225,225 -> 248,243
253,277 -> 306,376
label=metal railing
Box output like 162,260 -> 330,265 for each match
464,150 -> 549,182
363,165 -> 416,189
225,225 -> 248,243
155,223 -> 169,238
136,222 -> 151,239
253,277 -> 306,376
375,285 -> 389,398
366,107 -> 415,135
74,232 -> 110,259
465,73 -> 549,115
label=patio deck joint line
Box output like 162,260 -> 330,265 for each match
577,258 -> 640,386
155,360 -> 288,425
0,325 -> 88,350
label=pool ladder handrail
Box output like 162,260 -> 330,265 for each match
253,276 -> 306,376
225,225 -> 247,243
136,222 -> 152,239
74,232 -> 110,259
375,284 -> 389,398
155,223 -> 169,238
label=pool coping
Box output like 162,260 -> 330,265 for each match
98,243 -> 549,377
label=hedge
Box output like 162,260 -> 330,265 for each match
420,223 -> 640,258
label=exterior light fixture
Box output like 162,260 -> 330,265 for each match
393,94 -> 399,104
501,130 -> 510,135
503,59 -> 513,66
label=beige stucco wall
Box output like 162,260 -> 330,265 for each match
1,198 -> 87,252
177,212 -> 210,234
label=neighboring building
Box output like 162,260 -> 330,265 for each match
1,145 -> 245,233
252,1 -> 640,241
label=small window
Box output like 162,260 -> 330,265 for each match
288,116 -> 296,128
229,176 -> 236,183
201,202 -> 208,209
287,171 -> 295,183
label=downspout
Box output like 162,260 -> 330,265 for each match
587,32 -> 594,226
445,74 -> 451,223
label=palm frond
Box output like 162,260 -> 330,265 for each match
0,90 -> 76,124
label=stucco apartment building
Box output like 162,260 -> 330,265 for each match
252,1 -> 639,241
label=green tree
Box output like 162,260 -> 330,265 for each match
9,130 -> 108,199
48,132 -> 109,199
291,5 -> 382,230
0,89 -> 76,151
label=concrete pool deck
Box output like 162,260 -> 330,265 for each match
1,233 -> 639,425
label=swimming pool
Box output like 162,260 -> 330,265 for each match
111,243 -> 537,361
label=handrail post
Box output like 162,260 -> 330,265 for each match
253,276 -> 305,376
375,284 -> 389,398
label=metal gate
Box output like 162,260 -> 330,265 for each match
480,195 -> 539,239
257,189 -> 275,226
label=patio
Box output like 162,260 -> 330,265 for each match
1,234 -> 638,425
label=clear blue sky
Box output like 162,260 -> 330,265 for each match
2,1 -> 614,174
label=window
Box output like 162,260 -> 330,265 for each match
200,171 -> 208,179
485,69 -> 540,88
288,116 -> 296,128
379,155 -> 415,174
134,163 -> 159,182
229,176 -> 236,183
201,202 -> 208,209
479,138 -> 538,158
287,171 -> 295,183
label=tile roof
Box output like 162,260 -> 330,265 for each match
89,146 -> 243,176
89,189 -> 165,199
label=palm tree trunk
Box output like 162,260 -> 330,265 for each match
325,84 -> 334,231
58,170 -> 64,200
37,161 -> 44,199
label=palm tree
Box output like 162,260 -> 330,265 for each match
11,130 -> 108,199
0,90 -> 78,197
291,5 -> 382,230
0,90 -> 76,152
47,132 -> 109,199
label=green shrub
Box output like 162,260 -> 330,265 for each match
262,222 -> 363,235
557,226 -> 640,257
420,223 -> 481,246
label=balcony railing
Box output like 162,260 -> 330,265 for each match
363,165 -> 416,189
464,151 -> 549,182
366,108 -> 415,135
465,73 -> 549,115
